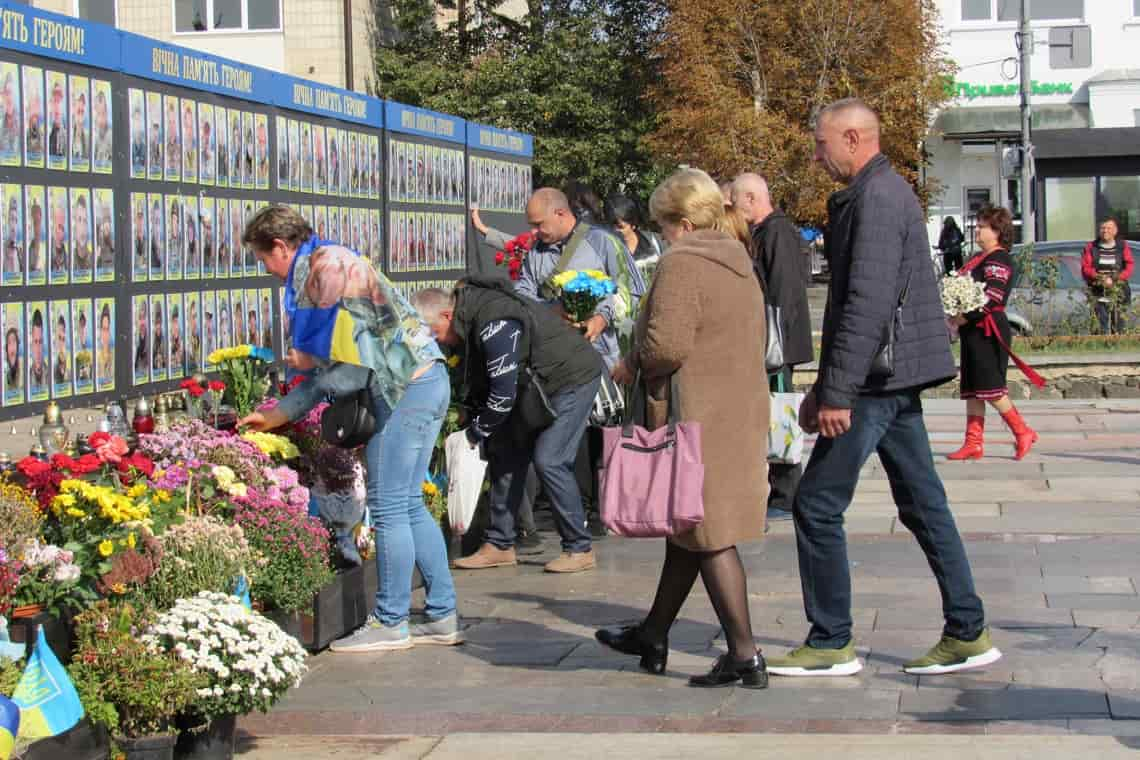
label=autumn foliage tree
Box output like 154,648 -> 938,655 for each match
648,0 -> 953,225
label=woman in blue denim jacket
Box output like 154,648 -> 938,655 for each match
238,204 -> 461,653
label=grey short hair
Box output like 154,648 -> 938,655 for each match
411,287 -> 455,323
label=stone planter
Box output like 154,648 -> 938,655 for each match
265,558 -> 424,652
23,719 -> 109,760
8,608 -> 74,664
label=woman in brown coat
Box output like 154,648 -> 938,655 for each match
596,168 -> 770,688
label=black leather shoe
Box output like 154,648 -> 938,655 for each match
595,625 -> 667,675
688,652 -> 768,689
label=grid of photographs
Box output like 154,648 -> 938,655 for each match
387,211 -> 465,274
129,193 -> 271,283
0,62 -> 113,174
390,279 -> 461,304
0,297 -> 115,406
129,88 -> 269,190
0,183 -> 115,286
276,118 -> 380,200
469,156 -> 530,213
132,287 -> 274,386
295,203 -> 383,271
388,140 -> 465,206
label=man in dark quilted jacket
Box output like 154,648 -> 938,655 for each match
768,98 -> 1001,679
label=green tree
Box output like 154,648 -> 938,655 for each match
367,0 -> 668,198
647,0 -> 953,225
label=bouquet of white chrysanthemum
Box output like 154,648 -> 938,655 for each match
939,275 -> 988,317
143,591 -> 307,720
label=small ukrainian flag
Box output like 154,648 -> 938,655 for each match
12,630 -> 83,740
0,694 -> 18,760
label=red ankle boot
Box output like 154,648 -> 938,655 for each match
947,415 -> 985,460
1001,406 -> 1038,460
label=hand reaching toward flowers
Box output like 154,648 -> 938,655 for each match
239,406 -> 289,433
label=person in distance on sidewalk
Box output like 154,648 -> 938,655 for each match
946,205 -> 1039,462
766,99 -> 1001,678
596,168 -> 770,689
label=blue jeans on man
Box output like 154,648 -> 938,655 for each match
485,376 -> 601,553
793,390 -> 985,648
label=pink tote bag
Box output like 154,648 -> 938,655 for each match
598,374 -> 705,538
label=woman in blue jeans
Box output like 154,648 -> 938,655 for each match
238,204 -> 459,653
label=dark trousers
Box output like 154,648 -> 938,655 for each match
486,376 -> 600,553
793,390 -> 985,648
769,367 -> 802,510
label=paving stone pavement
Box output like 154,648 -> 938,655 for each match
240,399 -> 1140,747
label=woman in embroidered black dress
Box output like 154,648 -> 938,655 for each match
947,205 -> 1039,461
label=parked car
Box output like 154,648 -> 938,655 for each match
1005,240 -> 1140,336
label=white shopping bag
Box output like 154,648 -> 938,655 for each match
445,430 -> 488,535
769,391 -> 805,465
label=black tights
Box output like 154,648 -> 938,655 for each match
640,540 -> 756,660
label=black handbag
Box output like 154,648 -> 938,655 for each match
508,366 -> 557,447
320,372 -> 376,449
869,269 -> 912,380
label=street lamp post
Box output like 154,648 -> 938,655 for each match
1019,0 -> 1035,243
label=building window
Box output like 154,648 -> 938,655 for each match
1044,177 -> 1095,241
173,0 -> 281,33
1099,176 -> 1140,242
964,0 -> 1084,22
75,0 -> 116,26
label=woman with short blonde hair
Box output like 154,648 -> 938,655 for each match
597,168 -> 771,688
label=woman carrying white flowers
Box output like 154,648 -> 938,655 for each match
946,205 -> 1043,461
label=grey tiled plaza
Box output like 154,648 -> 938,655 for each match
241,399 -> 1140,753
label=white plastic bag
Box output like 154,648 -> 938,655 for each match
769,391 -> 805,465
445,430 -> 488,535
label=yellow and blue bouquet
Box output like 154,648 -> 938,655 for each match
550,269 -> 617,324
206,344 -> 275,418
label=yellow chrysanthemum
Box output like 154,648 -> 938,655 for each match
55,493 -> 76,508
127,483 -> 147,499
585,269 -> 608,281
98,539 -> 114,557
446,354 -> 461,368
550,271 -> 577,289
65,507 -> 86,518
127,532 -> 137,549
422,481 -> 439,497
109,582 -> 127,595
241,431 -> 300,460
155,490 -> 171,503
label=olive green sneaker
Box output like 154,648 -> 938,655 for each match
903,629 -> 1002,675
767,641 -> 863,677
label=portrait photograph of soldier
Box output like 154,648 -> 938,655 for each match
46,72 -> 67,170
27,304 -> 48,401
3,186 -> 23,286
146,90 -> 163,180
129,88 -> 145,177
22,66 -> 44,168
3,303 -> 23,407
92,80 -> 112,173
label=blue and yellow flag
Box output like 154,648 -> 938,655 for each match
0,694 -> 18,760
12,630 -> 83,740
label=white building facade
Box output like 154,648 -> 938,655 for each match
928,0 -> 1140,246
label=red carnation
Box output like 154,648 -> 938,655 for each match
494,252 -> 505,265
16,457 -> 50,480
208,380 -> 226,393
70,454 -> 102,475
180,378 -> 205,398
88,431 -> 111,449
50,453 -> 78,472
118,452 -> 155,478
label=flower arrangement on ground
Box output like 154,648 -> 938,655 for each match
493,231 -> 535,281
0,480 -> 43,553
11,538 -> 83,615
141,515 -> 259,612
258,399 -> 361,495
69,601 -> 204,742
550,269 -> 617,324
233,485 -> 331,613
143,591 -> 307,721
206,345 -> 274,418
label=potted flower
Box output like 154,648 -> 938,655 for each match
141,516 -> 258,612
143,592 -> 307,760
11,539 -> 84,618
68,602 -> 203,760
0,480 -> 43,559
262,399 -> 365,567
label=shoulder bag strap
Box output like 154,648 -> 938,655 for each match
666,373 -> 682,437
621,369 -> 646,437
553,223 -> 591,278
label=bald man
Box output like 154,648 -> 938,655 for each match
732,173 -> 813,517
513,187 -> 645,369
768,98 -> 997,678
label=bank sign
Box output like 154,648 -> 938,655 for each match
951,80 -> 1074,100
